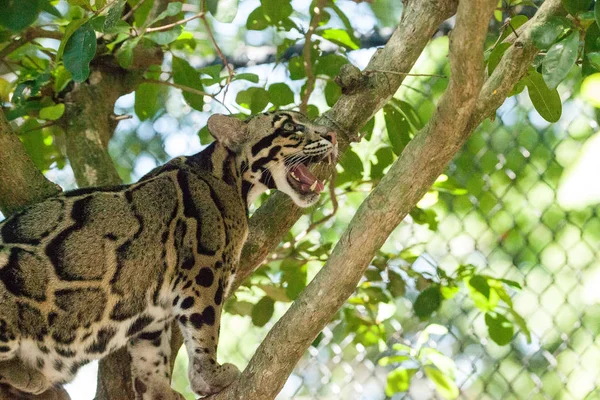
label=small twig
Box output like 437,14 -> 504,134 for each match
364,69 -> 447,78
145,79 -> 208,96
145,12 -> 205,32
111,114 -> 133,121
122,0 -> 148,21
145,79 -> 232,113
0,28 -> 62,60
20,121 -> 57,134
299,0 -> 328,114
94,0 -> 123,16
200,0 -> 233,100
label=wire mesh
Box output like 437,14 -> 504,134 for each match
208,88 -> 600,400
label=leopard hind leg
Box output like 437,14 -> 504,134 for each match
128,322 -> 184,400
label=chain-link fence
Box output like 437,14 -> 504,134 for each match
166,83 -> 600,400
12,38 -> 595,400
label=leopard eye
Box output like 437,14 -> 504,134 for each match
283,122 -> 295,131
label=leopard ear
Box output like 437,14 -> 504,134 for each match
207,114 -> 248,152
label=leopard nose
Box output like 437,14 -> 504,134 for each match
325,131 -> 337,145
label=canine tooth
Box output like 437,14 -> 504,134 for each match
291,172 -> 299,180
310,181 -> 318,191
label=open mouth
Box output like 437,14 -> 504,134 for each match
286,153 -> 333,195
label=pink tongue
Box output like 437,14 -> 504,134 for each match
291,164 -> 325,193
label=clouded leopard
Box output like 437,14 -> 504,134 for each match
0,111 -> 337,399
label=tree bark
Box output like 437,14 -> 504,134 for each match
232,0 -> 460,292
205,0 -> 564,398
0,111 -> 61,216
0,0 -> 566,398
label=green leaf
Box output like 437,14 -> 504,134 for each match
198,125 -> 213,144
40,103 -> 65,120
53,65 -> 72,94
318,29 -> 359,50
424,366 -> 459,400
531,16 -> 573,50
371,146 -> 394,181
509,308 -> 532,343
587,51 -> 600,70
146,25 -> 183,45
339,149 -> 363,181
315,54 -> 348,77
488,43 -> 511,75
0,0 -> 40,31
282,260 -> 307,300
288,56 -> 306,80
393,99 -> 423,129
324,80 -> 341,107
246,6 -> 269,30
561,0 -> 592,15
385,368 -> 416,395
104,0 -> 126,32
384,104 -> 411,156
306,105 -> 319,120
485,312 -> 514,346
268,82 -> 294,106
498,278 -> 522,289
172,56 -> 205,111
57,18 -> 89,61
414,286 -> 442,319
251,296 -> 275,327
39,1 -> 62,17
233,73 -> 259,83
257,284 -> 290,302
261,0 -> 292,23
525,71 -> 562,122
116,37 -> 140,69
63,22 -> 97,83
580,72 -> 600,107
0,78 -> 11,101
388,270 -> 405,298
542,31 -> 579,89
378,355 -> 410,367
207,0 -> 238,23
469,275 -> 490,298
236,87 -> 269,114
423,348 -> 456,378
152,2 -> 182,24
135,83 -> 165,120
596,0 -> 600,30
409,207 -> 438,231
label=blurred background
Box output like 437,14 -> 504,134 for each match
2,0 -> 600,399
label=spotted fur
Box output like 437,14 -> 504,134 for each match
0,111 -> 336,399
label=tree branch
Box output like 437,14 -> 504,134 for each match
0,28 -> 62,60
232,0 -> 460,292
299,0 -> 328,114
0,111 -> 61,216
212,0 -> 564,398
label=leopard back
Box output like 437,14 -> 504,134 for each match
0,111 -> 336,398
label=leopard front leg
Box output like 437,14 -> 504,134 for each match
127,322 -> 184,400
176,268 -> 240,397
0,359 -> 51,396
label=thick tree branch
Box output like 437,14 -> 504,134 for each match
232,0 -> 459,292
0,111 -> 61,216
213,0 -> 564,399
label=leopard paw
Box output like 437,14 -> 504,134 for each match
189,361 -> 240,396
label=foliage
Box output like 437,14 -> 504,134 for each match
2,0 -> 600,398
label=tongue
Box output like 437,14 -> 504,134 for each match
291,164 -> 325,193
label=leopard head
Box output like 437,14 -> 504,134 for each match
207,111 -> 337,207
